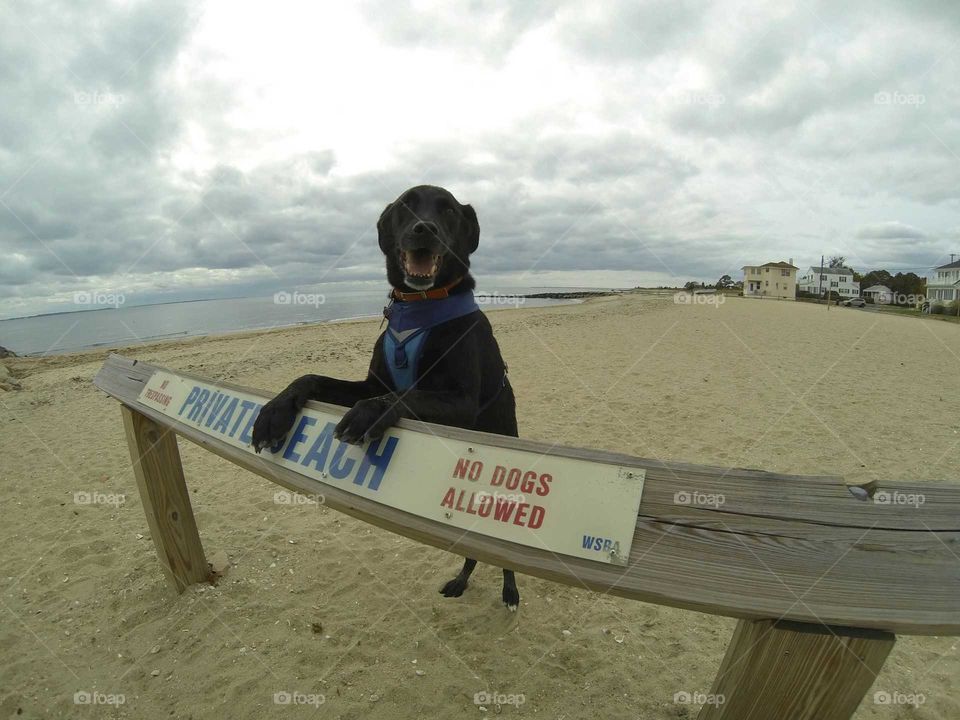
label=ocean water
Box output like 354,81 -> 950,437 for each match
0,286 -> 595,357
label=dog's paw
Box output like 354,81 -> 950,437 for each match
502,585 -> 520,612
439,576 -> 469,598
334,397 -> 398,445
251,395 -> 299,453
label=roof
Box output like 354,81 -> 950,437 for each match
933,259 -> 960,270
863,284 -> 892,292
741,261 -> 798,269
807,266 -> 856,275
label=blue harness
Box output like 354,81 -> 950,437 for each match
382,291 -> 480,391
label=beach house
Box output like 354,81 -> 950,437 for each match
926,257 -> 960,302
797,266 -> 860,299
741,261 -> 798,299
862,284 -> 895,304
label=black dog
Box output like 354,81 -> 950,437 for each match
251,185 -> 520,610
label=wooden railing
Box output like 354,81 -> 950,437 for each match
94,353 -> 960,720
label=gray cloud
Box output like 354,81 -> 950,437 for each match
856,221 -> 928,239
358,0 -> 559,60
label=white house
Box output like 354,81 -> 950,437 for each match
862,284 -> 894,304
927,258 -> 960,302
797,266 -> 860,298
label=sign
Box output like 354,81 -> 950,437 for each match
137,371 -> 645,565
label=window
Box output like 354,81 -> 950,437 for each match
765,281 -> 769,287
839,276 -> 847,282
781,269 -> 789,276
821,274 -> 827,281
830,281 -> 838,287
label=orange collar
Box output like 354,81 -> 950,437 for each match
391,276 -> 463,302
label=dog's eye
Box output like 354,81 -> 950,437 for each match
444,208 -> 456,216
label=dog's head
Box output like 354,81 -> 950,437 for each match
377,185 -> 479,292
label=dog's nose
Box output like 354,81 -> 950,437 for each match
412,221 -> 438,235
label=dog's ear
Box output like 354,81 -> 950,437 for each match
460,203 -> 479,254
376,202 -> 395,255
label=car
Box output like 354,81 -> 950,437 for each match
843,297 -> 867,308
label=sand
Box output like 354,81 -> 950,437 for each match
1,293 -> 958,719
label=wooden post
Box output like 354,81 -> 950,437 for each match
122,406 -> 208,593
698,619 -> 895,720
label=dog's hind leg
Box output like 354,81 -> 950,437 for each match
501,570 -> 519,611
439,558 -> 477,598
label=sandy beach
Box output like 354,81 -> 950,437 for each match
2,293 -> 958,719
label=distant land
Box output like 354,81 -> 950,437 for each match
0,296 -> 249,322
519,291 -> 621,300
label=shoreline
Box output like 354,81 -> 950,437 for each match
1,292 -> 616,361
2,294 -> 613,370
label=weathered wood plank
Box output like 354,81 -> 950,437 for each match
698,619 -> 895,720
95,355 -> 960,530
122,405 -> 209,593
95,354 -> 960,634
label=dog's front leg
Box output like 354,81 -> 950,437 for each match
333,389 -> 478,445
252,375 -> 382,453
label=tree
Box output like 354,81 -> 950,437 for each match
828,255 -> 847,268
860,269 -> 893,290
858,270 -> 926,305
683,281 -> 700,291
716,274 -> 734,289
890,272 -> 925,302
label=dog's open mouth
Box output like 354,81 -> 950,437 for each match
401,249 -> 442,281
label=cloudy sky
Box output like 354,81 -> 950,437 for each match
2,0 -> 959,318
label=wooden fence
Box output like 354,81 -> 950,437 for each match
94,353 -> 960,720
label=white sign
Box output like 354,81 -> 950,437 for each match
137,371 -> 645,565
